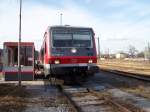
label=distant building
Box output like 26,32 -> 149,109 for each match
100,54 -> 115,59
115,53 -> 126,59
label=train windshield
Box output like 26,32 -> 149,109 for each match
52,30 -> 92,47
73,34 -> 91,47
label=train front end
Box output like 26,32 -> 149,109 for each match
45,26 -> 99,77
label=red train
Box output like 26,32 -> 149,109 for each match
40,25 -> 98,80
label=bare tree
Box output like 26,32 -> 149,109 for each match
137,51 -> 144,58
128,45 -> 138,58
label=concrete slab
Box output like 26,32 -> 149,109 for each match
108,88 -> 150,112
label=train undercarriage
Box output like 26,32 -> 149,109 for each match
34,63 -> 99,84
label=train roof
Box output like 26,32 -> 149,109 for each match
47,25 -> 93,30
4,42 -> 34,46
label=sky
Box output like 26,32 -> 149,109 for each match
0,0 -> 150,53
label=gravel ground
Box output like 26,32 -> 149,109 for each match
0,81 -> 75,112
0,83 -> 29,112
23,81 -> 74,112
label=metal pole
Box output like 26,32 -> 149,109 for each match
97,37 -> 100,58
60,13 -> 62,25
18,0 -> 22,86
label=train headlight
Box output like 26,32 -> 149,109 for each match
88,59 -> 93,63
71,48 -> 77,53
54,60 -> 60,64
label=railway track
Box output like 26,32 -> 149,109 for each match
58,85 -> 137,112
100,68 -> 150,82
43,72 -> 150,112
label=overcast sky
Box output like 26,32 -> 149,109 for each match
0,0 -> 150,53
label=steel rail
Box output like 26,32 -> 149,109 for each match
100,68 -> 150,82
